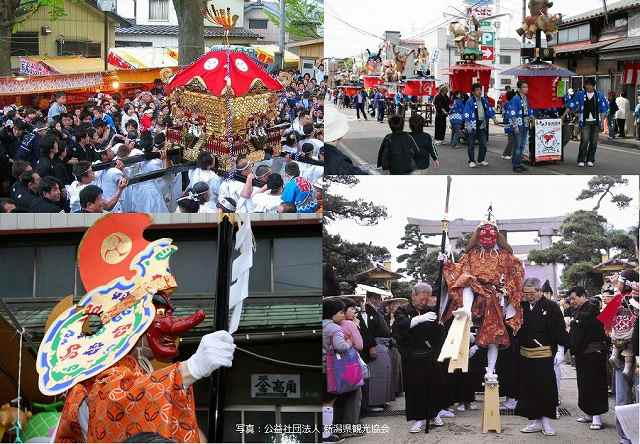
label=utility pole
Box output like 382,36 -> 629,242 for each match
277,0 -> 286,70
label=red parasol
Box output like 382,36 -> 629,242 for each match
165,49 -> 282,96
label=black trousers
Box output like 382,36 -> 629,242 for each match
434,114 -> 447,141
516,355 -> 558,420
575,352 -> 609,416
356,103 -> 367,119
578,122 -> 599,163
617,118 -> 626,137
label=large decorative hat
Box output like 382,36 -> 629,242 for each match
37,214 -> 178,396
476,205 -> 498,229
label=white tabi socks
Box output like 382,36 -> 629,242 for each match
541,416 -> 556,436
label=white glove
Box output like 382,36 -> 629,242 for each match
469,345 -> 478,357
504,303 -> 516,320
554,345 -> 565,366
186,330 -> 236,380
469,332 -> 476,345
410,311 -> 437,328
437,252 -> 448,263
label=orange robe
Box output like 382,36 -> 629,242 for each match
442,248 -> 524,348
55,355 -> 200,443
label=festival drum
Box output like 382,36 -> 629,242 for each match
403,79 -> 436,97
363,75 -> 383,89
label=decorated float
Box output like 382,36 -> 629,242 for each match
501,0 -> 574,165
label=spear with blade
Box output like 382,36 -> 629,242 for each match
436,176 -> 452,321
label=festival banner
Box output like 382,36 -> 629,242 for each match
532,118 -> 562,162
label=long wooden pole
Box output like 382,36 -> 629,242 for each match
436,176 -> 452,321
208,213 -> 236,442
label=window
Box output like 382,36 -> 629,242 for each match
249,19 -> 269,30
57,40 -> 101,57
149,0 -> 169,21
273,238 -> 321,292
115,40 -> 153,47
557,23 -> 590,43
501,78 -> 512,85
499,55 -> 511,65
11,32 -> 39,56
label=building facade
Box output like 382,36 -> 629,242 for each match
114,0 -> 260,48
550,0 -> 640,122
10,0 -> 128,72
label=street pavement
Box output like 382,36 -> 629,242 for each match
335,107 -> 640,175
349,363 -> 620,444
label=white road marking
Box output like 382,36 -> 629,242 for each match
337,140 -> 380,175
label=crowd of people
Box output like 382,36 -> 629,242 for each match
0,67 -> 326,214
322,271 -> 639,443
332,75 -> 638,174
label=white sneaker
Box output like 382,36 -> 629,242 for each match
577,162 -> 585,167
504,155 -> 512,160
587,161 -> 594,167
369,407 -> 383,412
431,416 -> 444,427
521,421 -> 543,433
438,409 -> 455,418
409,420 -> 425,433
479,160 -> 489,166
542,417 -> 556,436
542,424 -> 556,436
456,403 -> 466,412
468,161 -> 476,168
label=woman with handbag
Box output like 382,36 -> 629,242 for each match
334,297 -> 366,437
323,297 -> 363,443
392,282 -> 447,433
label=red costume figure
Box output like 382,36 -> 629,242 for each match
597,270 -> 639,378
442,218 -> 524,381
37,214 -> 235,443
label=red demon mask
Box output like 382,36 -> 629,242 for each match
146,293 -> 206,361
478,224 -> 498,249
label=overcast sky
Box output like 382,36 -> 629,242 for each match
325,0 -> 607,58
326,176 -> 639,269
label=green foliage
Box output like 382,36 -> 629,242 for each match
396,224 -> 440,284
323,233 -> 391,285
263,0 -> 323,39
14,0 -> 69,26
324,175 -> 388,226
577,175 -> 633,211
527,210 -> 637,295
390,281 -> 413,299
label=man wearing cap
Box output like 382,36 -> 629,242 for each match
516,277 -> 569,436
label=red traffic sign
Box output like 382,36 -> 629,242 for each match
481,45 -> 495,61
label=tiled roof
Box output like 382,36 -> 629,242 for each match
560,0 -> 640,25
599,35 -> 640,51
553,38 -> 623,53
116,24 -> 260,39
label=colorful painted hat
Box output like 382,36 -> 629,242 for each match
37,214 -> 178,396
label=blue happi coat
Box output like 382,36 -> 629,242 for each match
508,93 -> 534,131
449,98 -> 465,125
566,90 -> 609,128
463,95 -> 495,132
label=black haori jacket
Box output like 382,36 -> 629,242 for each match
392,303 -> 444,359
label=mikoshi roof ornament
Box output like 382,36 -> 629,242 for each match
36,214 -> 195,396
164,2 -> 284,172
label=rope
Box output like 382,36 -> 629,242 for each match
237,346 -> 322,370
